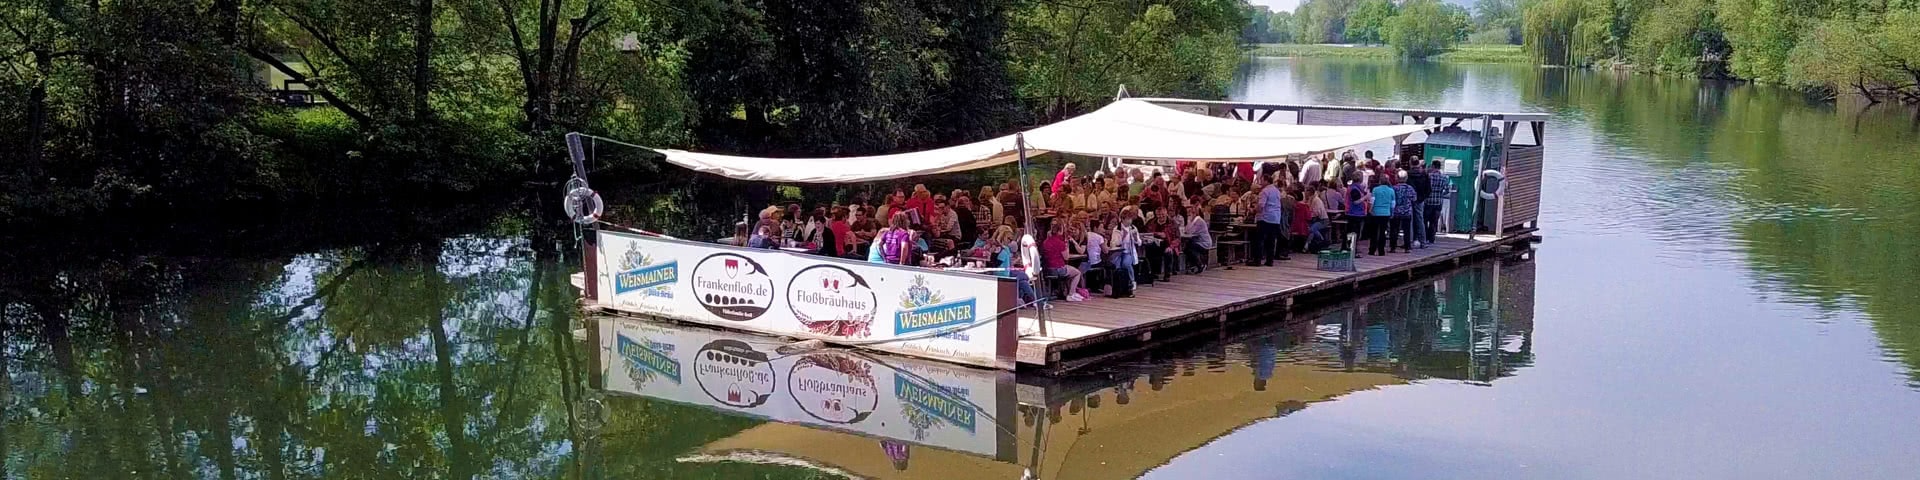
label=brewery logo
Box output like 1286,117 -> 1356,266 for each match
693,339 -> 776,408
788,352 -> 880,424
787,265 -> 878,338
616,333 -> 682,386
895,373 -> 978,440
690,253 -> 774,321
613,242 -> 677,299
893,275 -> 977,335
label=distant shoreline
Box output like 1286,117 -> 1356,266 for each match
1244,44 -> 1532,64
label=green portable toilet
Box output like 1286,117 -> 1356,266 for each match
1422,128 -> 1498,233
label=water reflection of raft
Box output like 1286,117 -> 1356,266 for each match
599,317 -> 1405,480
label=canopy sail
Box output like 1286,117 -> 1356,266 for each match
642,98 -> 1429,183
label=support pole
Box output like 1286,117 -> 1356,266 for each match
1495,120 -> 1516,238
566,132 -> 601,302
1016,134 -> 1050,336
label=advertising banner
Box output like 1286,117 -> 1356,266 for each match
599,318 -> 1018,459
591,230 -> 1018,370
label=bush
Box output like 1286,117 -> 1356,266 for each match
1468,28 -> 1514,45
1387,0 -> 1462,58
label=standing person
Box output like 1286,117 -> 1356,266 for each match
1108,206 -> 1142,298
1391,175 -> 1418,252
1299,154 -> 1324,186
1306,183 -> 1331,251
1405,154 -> 1431,248
1052,163 -> 1077,194
1338,151 -> 1359,185
1426,160 -> 1453,242
1368,176 -> 1397,256
1041,222 -> 1086,302
828,206 -> 854,257
999,180 -> 1025,225
1253,173 -> 1290,265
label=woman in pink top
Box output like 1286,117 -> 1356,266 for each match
1040,221 -> 1086,302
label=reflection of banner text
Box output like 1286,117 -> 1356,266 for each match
895,375 -> 977,432
618,335 -> 683,383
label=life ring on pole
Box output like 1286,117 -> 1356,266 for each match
564,186 -> 604,225
1476,169 -> 1505,200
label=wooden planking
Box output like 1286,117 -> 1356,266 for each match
1022,235 -> 1495,366
1504,144 -> 1544,228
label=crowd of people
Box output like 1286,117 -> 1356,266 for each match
723,149 -> 1457,309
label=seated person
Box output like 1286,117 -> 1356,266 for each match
1181,204 -> 1213,273
1040,222 -> 1085,302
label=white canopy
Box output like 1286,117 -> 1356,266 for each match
651,98 -> 1429,183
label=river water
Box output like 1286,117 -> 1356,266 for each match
4,57 -> 1919,479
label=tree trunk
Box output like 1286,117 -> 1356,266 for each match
24,51 -> 51,178
412,0 -> 435,121
424,242 -> 471,479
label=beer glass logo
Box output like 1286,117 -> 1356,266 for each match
787,265 -> 878,338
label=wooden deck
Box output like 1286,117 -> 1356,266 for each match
1016,231 -> 1536,371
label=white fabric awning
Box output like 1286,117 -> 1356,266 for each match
650,99 -> 1429,183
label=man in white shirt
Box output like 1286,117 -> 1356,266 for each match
1299,155 -> 1324,185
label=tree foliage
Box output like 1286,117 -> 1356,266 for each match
1387,0 -> 1461,58
1346,0 -> 1397,45
1514,0 -> 1920,102
0,0 -> 1247,221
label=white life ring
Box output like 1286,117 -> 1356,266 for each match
1476,169 -> 1505,200
564,187 -> 604,225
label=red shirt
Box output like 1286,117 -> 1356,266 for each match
904,196 -> 934,224
1040,235 -> 1069,269
828,220 -> 853,256
1052,169 -> 1072,194
1291,202 -> 1313,236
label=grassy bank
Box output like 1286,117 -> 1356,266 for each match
1245,44 -> 1532,64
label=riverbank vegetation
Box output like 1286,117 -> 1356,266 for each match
1244,0 -> 1920,103
0,0 -> 1245,222
1242,0 -> 1513,59
1245,44 -> 1530,63
1521,0 -> 1920,103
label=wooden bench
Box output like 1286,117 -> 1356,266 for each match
1216,239 -> 1249,270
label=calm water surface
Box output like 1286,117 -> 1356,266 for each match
5,57 -> 1920,479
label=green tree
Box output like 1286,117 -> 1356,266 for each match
1347,0 -> 1398,45
1387,0 -> 1461,58
1008,0 -> 1243,121
1473,0 -> 1522,43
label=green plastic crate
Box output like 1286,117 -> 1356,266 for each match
1317,249 -> 1354,272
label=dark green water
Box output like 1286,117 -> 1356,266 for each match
4,57 -> 1919,479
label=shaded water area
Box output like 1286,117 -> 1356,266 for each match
5,57 -> 1920,478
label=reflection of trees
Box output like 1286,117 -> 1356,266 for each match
0,225 -> 572,478
0,213 -> 826,478
1526,67 -> 1920,384
1253,58 -> 1468,107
